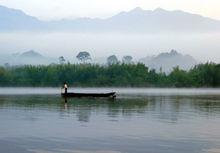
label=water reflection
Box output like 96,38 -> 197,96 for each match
0,95 -> 220,153
1,95 -> 220,121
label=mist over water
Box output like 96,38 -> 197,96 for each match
1,87 -> 220,96
0,32 -> 220,62
0,90 -> 220,153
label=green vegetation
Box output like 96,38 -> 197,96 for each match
0,62 -> 219,87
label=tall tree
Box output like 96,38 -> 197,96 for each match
58,56 -> 65,64
76,51 -> 91,63
107,55 -> 118,65
122,56 -> 133,64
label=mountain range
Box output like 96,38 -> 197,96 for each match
1,5 -> 220,33
0,50 -> 55,65
139,50 -> 197,73
0,49 -> 197,73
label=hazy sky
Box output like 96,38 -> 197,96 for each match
0,0 -> 220,62
0,0 -> 220,20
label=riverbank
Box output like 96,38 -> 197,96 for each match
0,62 -> 219,87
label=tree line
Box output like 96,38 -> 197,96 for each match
59,51 -> 133,65
0,62 -> 219,87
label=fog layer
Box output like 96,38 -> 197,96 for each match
0,32 -> 219,62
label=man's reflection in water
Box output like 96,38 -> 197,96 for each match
64,97 -> 68,110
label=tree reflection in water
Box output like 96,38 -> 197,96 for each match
0,95 -> 220,123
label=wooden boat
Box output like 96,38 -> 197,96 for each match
61,92 -> 116,99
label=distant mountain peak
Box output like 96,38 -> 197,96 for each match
154,7 -> 167,12
116,7 -> 144,16
170,49 -> 179,55
129,7 -> 167,13
20,50 -> 43,58
0,5 -> 34,17
157,50 -> 180,58
140,50 -> 197,73
0,5 -> 12,11
130,7 -> 143,12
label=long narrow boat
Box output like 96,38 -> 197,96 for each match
61,92 -> 116,99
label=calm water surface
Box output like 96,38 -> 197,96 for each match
0,88 -> 220,153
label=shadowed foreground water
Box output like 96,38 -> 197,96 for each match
0,89 -> 220,153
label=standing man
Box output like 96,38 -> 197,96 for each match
63,82 -> 68,94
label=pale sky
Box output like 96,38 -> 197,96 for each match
0,0 -> 220,21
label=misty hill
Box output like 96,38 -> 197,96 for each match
19,50 -> 43,58
0,5 -> 45,31
1,5 -> 220,33
139,50 -> 197,73
0,50 -> 56,65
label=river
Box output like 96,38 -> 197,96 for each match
0,88 -> 220,153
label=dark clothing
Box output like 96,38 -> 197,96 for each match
63,83 -> 68,94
